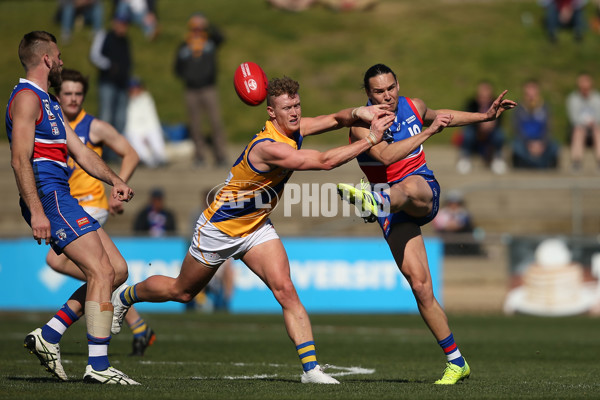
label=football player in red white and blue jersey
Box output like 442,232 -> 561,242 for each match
338,64 -> 517,385
6,31 -> 137,384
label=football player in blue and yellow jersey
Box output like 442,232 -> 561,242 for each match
112,76 -> 394,384
338,64 -> 517,384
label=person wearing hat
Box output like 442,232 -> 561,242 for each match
174,12 -> 228,167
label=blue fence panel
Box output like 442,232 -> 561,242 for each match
0,237 -> 187,313
230,237 -> 442,313
0,237 -> 442,314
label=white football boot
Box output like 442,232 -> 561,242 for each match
301,365 -> 340,384
111,283 -> 131,335
24,328 -> 68,381
83,365 -> 140,385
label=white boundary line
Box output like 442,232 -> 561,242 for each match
137,361 -> 375,381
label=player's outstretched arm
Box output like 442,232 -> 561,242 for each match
300,104 -> 391,137
424,90 -> 517,127
251,113 -> 391,171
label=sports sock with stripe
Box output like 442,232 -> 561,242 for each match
296,341 -> 318,372
41,303 -> 79,344
372,190 -> 391,214
438,333 -> 465,367
128,317 -> 149,338
86,301 -> 113,371
120,285 -> 139,306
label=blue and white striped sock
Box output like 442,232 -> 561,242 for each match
87,334 -> 111,371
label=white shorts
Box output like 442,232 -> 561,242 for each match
189,214 -> 279,267
83,206 -> 109,226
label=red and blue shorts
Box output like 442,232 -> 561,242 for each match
20,189 -> 100,254
377,174 -> 440,240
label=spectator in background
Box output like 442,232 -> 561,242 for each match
174,13 -> 228,167
57,0 -> 104,43
113,0 -> 158,41
456,81 -> 507,175
133,188 -> 177,237
540,0 -> 587,42
567,73 -> 600,172
89,12 -> 132,140
433,190 -> 482,256
512,79 -> 559,169
124,77 -> 167,168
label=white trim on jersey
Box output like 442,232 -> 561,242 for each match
33,157 -> 68,168
34,138 -> 67,145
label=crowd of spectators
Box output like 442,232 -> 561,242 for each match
55,0 -> 231,169
452,71 -> 600,175
54,0 -> 600,177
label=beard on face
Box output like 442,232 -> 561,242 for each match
48,62 -> 62,90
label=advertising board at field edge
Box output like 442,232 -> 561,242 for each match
0,237 -> 442,314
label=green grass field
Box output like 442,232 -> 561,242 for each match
1,311 -> 599,399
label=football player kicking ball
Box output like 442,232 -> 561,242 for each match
111,75 -> 394,384
338,64 -> 516,384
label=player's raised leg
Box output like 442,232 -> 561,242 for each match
337,179 -> 387,223
112,251 -> 218,333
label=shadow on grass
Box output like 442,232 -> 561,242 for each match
341,378 -> 430,384
7,376 -> 69,384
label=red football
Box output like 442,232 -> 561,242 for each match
233,62 -> 268,106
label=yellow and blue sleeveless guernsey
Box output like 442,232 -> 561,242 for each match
203,120 -> 303,237
66,110 -> 108,210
